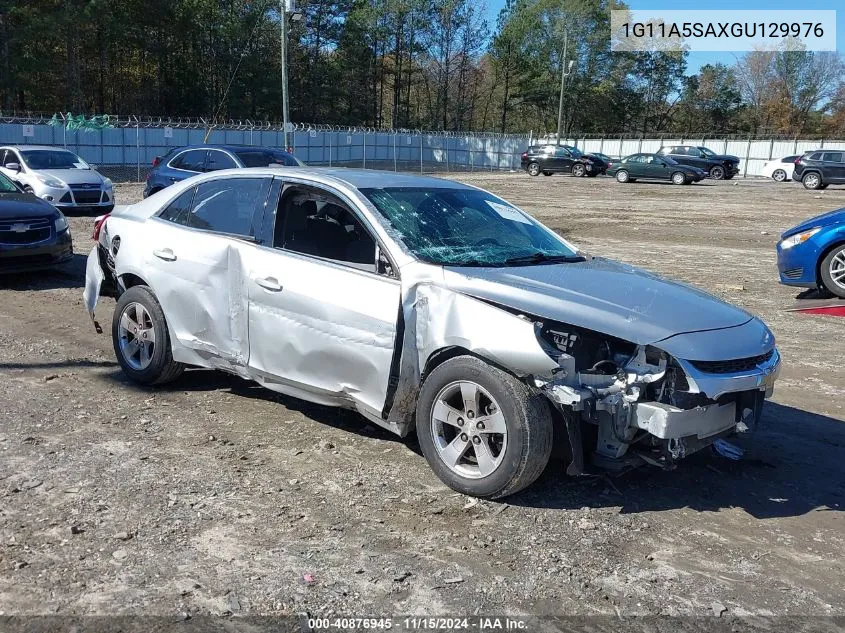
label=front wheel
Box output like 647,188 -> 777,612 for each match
416,356 -> 553,499
112,286 -> 184,385
527,162 -> 541,177
671,171 -> 686,185
772,169 -> 787,182
803,172 -> 822,190
820,245 -> 845,299
615,170 -> 630,183
709,165 -> 726,180
571,163 -> 586,177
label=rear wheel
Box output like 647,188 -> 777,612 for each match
709,165 -> 726,180
615,169 -> 630,183
820,245 -> 845,299
416,356 -> 553,499
772,169 -> 787,182
527,162 -> 541,177
671,171 -> 686,185
571,163 -> 586,177
112,286 -> 184,385
802,172 -> 822,190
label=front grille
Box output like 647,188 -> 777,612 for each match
690,349 -> 775,374
70,184 -> 103,204
783,267 -> 803,279
59,192 -> 72,203
0,217 -> 52,245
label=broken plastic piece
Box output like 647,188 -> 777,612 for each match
713,438 -> 744,461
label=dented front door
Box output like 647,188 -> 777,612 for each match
243,246 -> 400,418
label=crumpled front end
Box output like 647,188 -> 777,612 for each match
533,319 -> 780,471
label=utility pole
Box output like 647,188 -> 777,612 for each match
280,0 -> 290,149
555,29 -> 573,146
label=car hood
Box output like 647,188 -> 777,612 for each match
37,169 -> 104,185
443,257 -> 758,359
0,192 -> 59,218
782,208 -> 845,238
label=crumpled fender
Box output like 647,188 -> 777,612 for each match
386,282 -> 558,436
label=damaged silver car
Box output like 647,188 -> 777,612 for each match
84,168 -> 780,499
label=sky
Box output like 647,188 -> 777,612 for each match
482,0 -> 844,75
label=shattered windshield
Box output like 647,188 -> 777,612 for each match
360,187 -> 581,267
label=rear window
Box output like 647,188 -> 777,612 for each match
782,156 -> 799,163
234,149 -> 303,168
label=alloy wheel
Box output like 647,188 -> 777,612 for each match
829,248 -> 845,291
118,302 -> 156,370
710,166 -> 725,179
772,169 -> 787,182
528,163 -> 540,176
430,381 -> 507,479
803,173 -> 821,189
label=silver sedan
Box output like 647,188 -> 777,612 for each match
84,168 -> 780,498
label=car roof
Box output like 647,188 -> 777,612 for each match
193,167 -> 476,190
167,144 -> 294,153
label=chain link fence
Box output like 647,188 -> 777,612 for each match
0,114 -> 531,183
2,113 -> 843,182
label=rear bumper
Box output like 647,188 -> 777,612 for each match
0,230 -> 73,273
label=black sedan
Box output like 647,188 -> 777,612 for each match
607,154 -> 706,185
0,171 -> 73,273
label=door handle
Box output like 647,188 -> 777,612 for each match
153,248 -> 177,262
255,276 -> 283,292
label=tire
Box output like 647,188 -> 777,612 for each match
820,245 -> 845,299
527,162 -> 541,177
671,171 -> 686,185
542,171 -> 553,177
802,172 -> 822,190
772,169 -> 787,182
416,355 -> 553,499
571,163 -> 586,177
709,165 -> 726,180
112,286 -> 184,386
615,170 -> 630,183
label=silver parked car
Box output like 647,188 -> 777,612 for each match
84,168 -> 780,499
0,145 -> 115,213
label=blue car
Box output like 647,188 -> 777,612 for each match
777,208 -> 845,298
143,145 -> 303,198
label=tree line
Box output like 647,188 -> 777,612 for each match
1,0 -> 843,136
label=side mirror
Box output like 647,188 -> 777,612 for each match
4,162 -> 21,172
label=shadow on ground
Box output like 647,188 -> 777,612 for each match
0,253 -> 86,291
97,364 -> 845,520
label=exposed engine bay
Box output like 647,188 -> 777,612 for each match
532,321 -> 770,473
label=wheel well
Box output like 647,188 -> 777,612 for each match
802,169 -> 823,179
816,240 -> 845,285
422,346 -> 472,382
119,273 -> 149,290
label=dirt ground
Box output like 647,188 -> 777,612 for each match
1,173 -> 843,621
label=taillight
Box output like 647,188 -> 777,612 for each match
521,153 -> 528,159
152,156 -> 161,168
794,158 -> 801,165
92,214 -> 110,241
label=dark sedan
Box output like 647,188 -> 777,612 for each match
143,145 -> 304,197
607,154 -> 706,185
0,171 -> 73,273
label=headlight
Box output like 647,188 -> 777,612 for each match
54,213 -> 69,233
36,174 -> 66,188
780,227 -> 821,249
103,178 -> 113,189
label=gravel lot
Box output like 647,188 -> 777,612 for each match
1,174 -> 843,620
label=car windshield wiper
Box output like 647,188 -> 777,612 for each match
502,252 -> 586,266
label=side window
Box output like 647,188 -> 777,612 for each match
186,177 -> 267,237
628,155 -> 644,163
158,187 -> 196,225
276,186 -> 377,271
171,150 -> 207,172
823,152 -> 843,163
554,147 -> 571,158
810,152 -> 823,160
205,150 -> 238,172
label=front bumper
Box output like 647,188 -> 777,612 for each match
0,229 -> 73,273
776,241 -> 820,287
33,183 -> 114,211
677,348 -> 780,401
